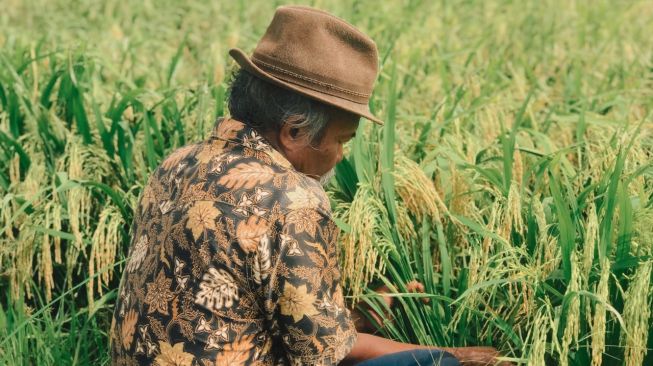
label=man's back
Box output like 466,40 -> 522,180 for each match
110,117 -> 356,365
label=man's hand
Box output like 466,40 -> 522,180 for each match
441,346 -> 513,366
375,279 -> 430,308
348,282 -> 513,365
352,280 -> 429,333
342,333 -> 513,366
405,280 -> 430,304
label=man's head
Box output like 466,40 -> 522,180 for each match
227,69 -> 359,184
226,5 -> 380,184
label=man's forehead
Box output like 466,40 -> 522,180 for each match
335,119 -> 359,136
328,109 -> 360,132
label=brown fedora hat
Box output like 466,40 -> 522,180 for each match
229,5 -> 383,124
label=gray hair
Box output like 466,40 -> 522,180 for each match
227,69 -> 330,145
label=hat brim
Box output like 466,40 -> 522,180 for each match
228,48 -> 383,125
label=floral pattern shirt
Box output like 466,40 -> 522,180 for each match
110,117 -> 357,366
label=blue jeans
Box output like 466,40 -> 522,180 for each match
356,349 -> 460,366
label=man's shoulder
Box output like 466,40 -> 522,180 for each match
153,140 -> 331,220
212,152 -> 332,220
157,142 -> 204,174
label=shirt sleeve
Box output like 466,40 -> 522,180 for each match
263,207 -> 357,365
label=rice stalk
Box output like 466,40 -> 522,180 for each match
61,141 -> 93,288
632,207 -> 653,257
88,204 -> 124,308
620,261 -> 652,366
582,201 -> 598,279
339,183 -> 392,301
448,162 -> 469,216
503,182 -> 524,237
591,258 -> 610,366
448,245 -> 484,332
9,153 -> 20,188
393,154 -> 444,223
6,149 -> 46,300
394,203 -> 417,241
52,192 -> 63,264
527,308 -> 550,366
513,148 -> 523,190
40,202 -> 54,301
54,136 -> 112,289
483,204 -> 501,256
559,252 -> 581,366
446,162 -> 473,251
2,1 -> 653,364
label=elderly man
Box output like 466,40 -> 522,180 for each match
110,5 -> 507,366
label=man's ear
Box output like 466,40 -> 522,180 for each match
278,123 -> 304,152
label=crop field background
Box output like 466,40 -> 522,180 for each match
1,0 -> 653,365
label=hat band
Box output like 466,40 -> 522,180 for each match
251,54 -> 371,104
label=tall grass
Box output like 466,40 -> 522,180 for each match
1,0 -> 652,364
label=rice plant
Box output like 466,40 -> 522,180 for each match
1,0 -> 652,365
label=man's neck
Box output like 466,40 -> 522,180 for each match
259,130 -> 282,153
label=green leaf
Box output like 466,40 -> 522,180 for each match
548,169 -> 575,282
381,61 -> 398,230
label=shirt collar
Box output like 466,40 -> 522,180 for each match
209,117 -> 294,169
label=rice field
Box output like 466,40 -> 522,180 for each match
1,0 -> 652,365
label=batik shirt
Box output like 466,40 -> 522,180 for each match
110,117 -> 357,366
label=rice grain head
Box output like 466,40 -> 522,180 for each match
395,203 -> 417,241
620,261 -> 652,366
582,201 -> 598,279
559,252 -> 581,366
483,204 -> 500,256
527,308 -> 550,366
41,201 -> 54,301
506,182 -> 524,235
88,204 -> 124,307
339,183 -> 391,301
393,155 -> 442,222
56,136 -> 113,290
513,148 -> 523,190
591,258 -> 610,366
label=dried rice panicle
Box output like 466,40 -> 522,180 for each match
512,148 -> 523,190
61,140 -> 94,288
620,261 -> 652,366
394,203 -> 417,240
479,108 -> 502,144
559,252 -> 581,366
339,183 -> 393,301
447,162 -> 476,250
393,154 -> 444,223
591,258 -> 610,366
503,182 -> 524,237
532,197 -> 561,278
448,162 -> 470,216
527,307 -> 551,366
36,183 -> 64,301
57,137 -> 112,289
483,204 -> 501,255
632,207 -> 653,256
449,245 -> 483,331
39,201 -> 54,300
88,204 -> 124,307
582,201 -> 598,279
531,196 -> 548,251
7,152 -> 46,300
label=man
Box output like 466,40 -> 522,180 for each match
111,5 -> 508,366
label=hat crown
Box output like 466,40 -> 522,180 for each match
251,6 -> 379,103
